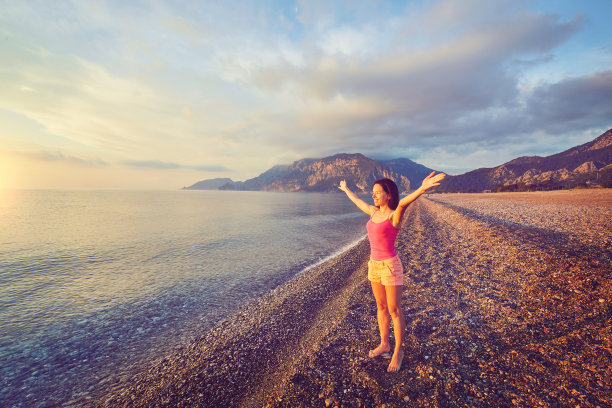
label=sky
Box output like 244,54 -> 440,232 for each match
1,0 -> 611,190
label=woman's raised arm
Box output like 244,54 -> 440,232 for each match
391,171 -> 446,226
339,180 -> 375,215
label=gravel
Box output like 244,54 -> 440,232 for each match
90,190 -> 611,408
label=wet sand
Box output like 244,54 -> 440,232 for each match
95,190 -> 611,408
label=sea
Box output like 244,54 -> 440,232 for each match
0,189 -> 368,406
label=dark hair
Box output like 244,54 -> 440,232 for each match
374,178 -> 399,210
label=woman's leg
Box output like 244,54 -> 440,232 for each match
369,280 -> 391,357
385,284 -> 405,372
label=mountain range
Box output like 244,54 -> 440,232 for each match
438,128 -> 612,192
184,128 -> 612,193
219,154 -> 417,193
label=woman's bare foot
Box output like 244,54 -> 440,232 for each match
368,343 -> 391,358
387,349 -> 404,372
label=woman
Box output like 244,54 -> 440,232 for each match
338,172 -> 445,372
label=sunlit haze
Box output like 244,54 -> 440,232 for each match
1,0 -> 611,189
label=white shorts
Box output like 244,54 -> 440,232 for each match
368,255 -> 403,286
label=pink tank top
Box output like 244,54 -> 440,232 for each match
366,212 -> 399,261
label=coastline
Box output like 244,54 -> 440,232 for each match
96,225 -> 373,408
94,191 -> 610,408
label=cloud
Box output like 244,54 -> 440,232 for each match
124,160 -> 230,172
5,149 -> 108,167
124,160 -> 181,170
0,33 -> 244,170
191,164 -> 231,172
525,70 -> 612,132
246,5 -> 586,158
0,48 -> 164,153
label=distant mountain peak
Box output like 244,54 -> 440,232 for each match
438,128 -> 612,192
506,156 -> 542,165
262,153 -> 414,193
587,128 -> 612,151
183,177 -> 232,190
185,154 -> 437,193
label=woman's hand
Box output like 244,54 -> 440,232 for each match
339,179 -> 373,215
420,171 -> 446,192
338,179 -> 349,192
395,171 -> 446,218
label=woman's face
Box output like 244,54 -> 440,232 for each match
372,184 -> 389,207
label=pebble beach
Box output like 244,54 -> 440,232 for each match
92,190 -> 611,408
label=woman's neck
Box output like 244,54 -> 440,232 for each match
379,204 -> 391,214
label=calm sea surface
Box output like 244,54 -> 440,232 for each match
0,189 -> 367,406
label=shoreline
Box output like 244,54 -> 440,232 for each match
94,191 -> 610,407
95,227 -> 373,407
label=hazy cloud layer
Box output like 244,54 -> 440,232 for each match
124,160 -> 230,172
3,149 -> 108,167
1,0 -> 611,187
